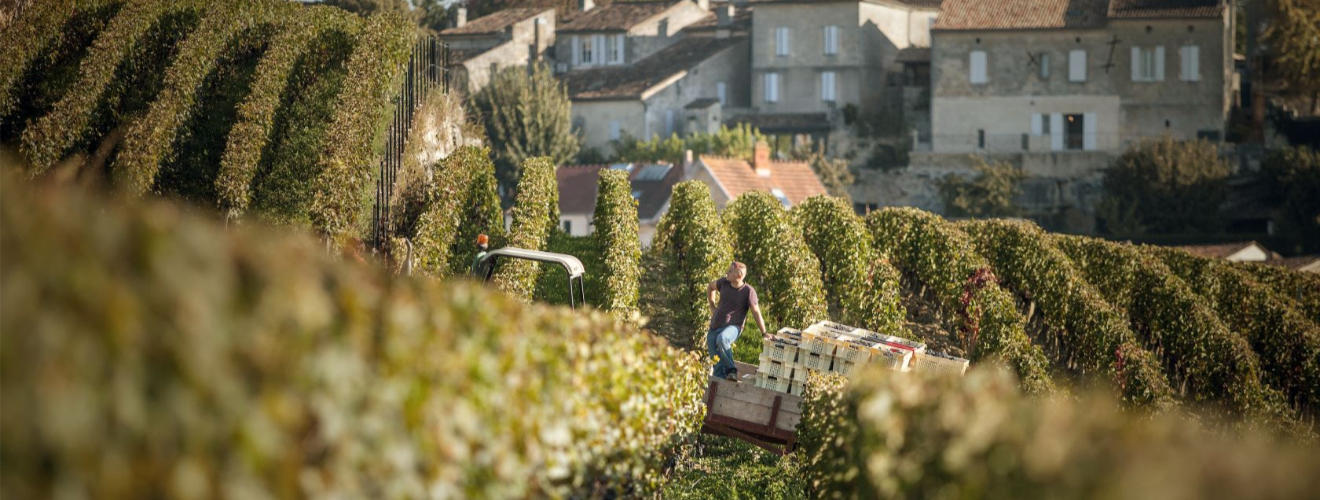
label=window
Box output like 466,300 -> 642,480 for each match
664,109 -> 676,137
771,188 -> 790,207
1131,46 -> 1165,81
776,27 -> 790,56
969,50 -> 987,84
821,71 -> 836,101
765,72 -> 780,103
1069,50 -> 1087,82
580,35 -> 595,65
563,220 -> 572,233
1039,53 -> 1050,79
977,129 -> 985,149
716,81 -> 727,105
606,34 -> 625,65
593,35 -> 606,65
1065,113 -> 1084,150
1180,45 -> 1200,81
824,25 -> 839,55
609,120 -> 621,141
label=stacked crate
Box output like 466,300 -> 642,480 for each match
755,322 -> 968,396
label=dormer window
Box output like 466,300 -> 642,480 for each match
771,188 -> 790,207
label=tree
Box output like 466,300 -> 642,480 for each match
612,124 -> 767,165
1097,137 -> 1230,235
936,156 -> 1026,218
1262,0 -> 1320,113
801,150 -> 855,200
471,64 -> 579,195
1261,146 -> 1320,253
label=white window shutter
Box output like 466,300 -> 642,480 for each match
609,120 -> 621,140
571,35 -> 580,65
970,51 -> 987,84
765,73 -> 779,102
1083,112 -> 1097,150
1186,45 -> 1200,81
1069,50 -> 1086,82
1131,47 -> 1141,81
615,34 -> 626,64
1031,113 -> 1043,135
1050,113 -> 1064,151
717,81 -> 727,105
1154,46 -> 1165,81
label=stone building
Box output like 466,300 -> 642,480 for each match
927,0 -> 1234,154
554,162 -> 682,246
440,8 -> 556,93
554,0 -> 712,72
740,0 -> 941,147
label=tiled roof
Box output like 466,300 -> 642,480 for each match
440,8 -> 546,36
558,1 -> 673,32
686,97 -> 721,109
631,163 -> 683,220
1176,241 -> 1268,260
700,155 -> 827,206
1108,0 -> 1223,18
562,36 -> 744,100
727,113 -> 831,133
1265,255 -> 1320,273
895,46 -> 931,63
932,0 -> 1109,30
557,165 -> 606,214
556,163 -> 679,219
748,0 -> 941,6
682,7 -> 753,31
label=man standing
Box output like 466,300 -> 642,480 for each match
706,262 -> 768,381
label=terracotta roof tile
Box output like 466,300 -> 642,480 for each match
556,165 -> 606,214
896,46 -> 931,62
932,0 -> 1109,30
440,8 -> 547,36
558,1 -> 673,32
700,155 -> 827,206
1108,0 -> 1223,18
562,36 -> 745,100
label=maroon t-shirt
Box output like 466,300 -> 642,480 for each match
709,277 -> 758,330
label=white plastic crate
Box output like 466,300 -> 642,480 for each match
913,351 -> 970,376
830,358 -> 868,377
806,320 -> 856,337
872,334 -> 927,354
762,336 -> 800,363
756,373 -> 792,393
775,327 -> 804,342
834,337 -> 876,363
872,346 -> 914,371
757,355 -> 793,378
798,349 -> 832,371
791,364 -> 814,382
789,380 -> 806,397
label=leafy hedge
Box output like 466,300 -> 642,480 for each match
0,0 -> 78,118
592,168 -> 641,314
866,208 -> 1052,393
308,11 -> 412,238
798,367 -> 1320,499
21,0 -> 209,174
724,192 -> 829,343
1055,235 -> 1299,429
1152,246 -> 1320,419
0,172 -> 708,499
535,230 -> 604,307
963,219 -> 1174,408
649,181 -> 733,348
493,156 -> 559,300
112,0 -> 286,195
791,195 -> 905,336
1242,262 -> 1320,326
213,5 -> 358,218
411,145 -> 503,277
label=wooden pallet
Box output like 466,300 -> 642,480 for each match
701,361 -> 803,455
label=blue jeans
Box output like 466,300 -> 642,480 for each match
706,324 -> 742,378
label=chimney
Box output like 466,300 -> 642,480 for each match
753,141 -> 771,177
580,0 -> 594,12
717,4 -> 735,26
455,8 -> 467,28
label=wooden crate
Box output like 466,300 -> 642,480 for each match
702,361 -> 803,455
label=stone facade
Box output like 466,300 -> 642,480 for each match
442,9 -> 556,93
930,15 -> 1232,154
554,0 -> 710,72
